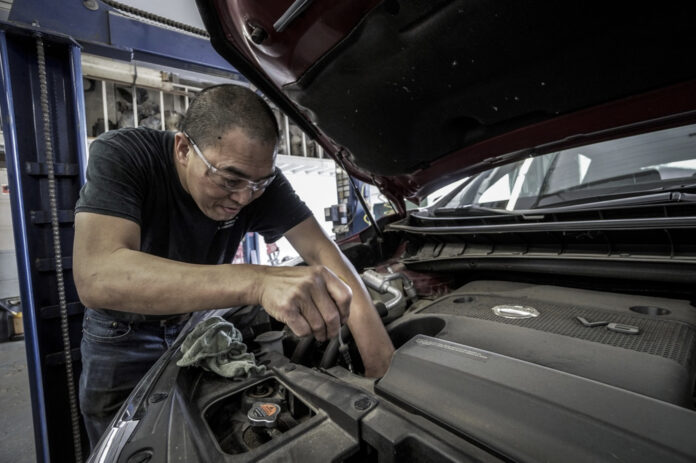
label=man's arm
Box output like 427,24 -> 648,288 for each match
73,212 -> 352,340
284,216 -> 395,378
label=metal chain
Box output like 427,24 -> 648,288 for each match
35,36 -> 84,463
99,0 -> 210,37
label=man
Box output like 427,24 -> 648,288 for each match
73,84 -> 394,448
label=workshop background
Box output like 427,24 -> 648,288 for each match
0,1 -> 406,462
0,0 -> 462,461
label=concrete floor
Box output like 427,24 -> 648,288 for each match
0,339 -> 37,463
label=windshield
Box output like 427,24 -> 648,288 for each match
439,123 -> 696,211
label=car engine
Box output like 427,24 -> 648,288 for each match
91,229 -> 696,463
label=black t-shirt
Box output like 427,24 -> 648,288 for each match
75,127 -> 312,318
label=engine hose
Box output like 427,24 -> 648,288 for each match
319,325 -> 352,370
361,270 -> 410,311
290,336 -> 314,364
35,36 -> 83,462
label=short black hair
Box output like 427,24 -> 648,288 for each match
180,84 -> 279,150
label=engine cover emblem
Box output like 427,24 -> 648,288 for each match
492,305 -> 540,319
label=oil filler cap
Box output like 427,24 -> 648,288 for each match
248,402 -> 281,428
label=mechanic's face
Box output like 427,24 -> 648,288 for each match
174,127 -> 276,222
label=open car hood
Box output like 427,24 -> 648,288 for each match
196,0 -> 696,213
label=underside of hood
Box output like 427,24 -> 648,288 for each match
197,0 -> 696,212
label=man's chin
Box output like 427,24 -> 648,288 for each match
212,205 -> 240,221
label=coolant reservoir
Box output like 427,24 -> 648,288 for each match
247,402 -> 281,427
253,331 -> 284,355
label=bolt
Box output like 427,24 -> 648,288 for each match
353,396 -> 373,411
250,26 -> 268,44
83,0 -> 99,11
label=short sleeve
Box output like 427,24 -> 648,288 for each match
247,171 -> 313,243
74,135 -> 147,225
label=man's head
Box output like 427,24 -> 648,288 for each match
174,84 -> 279,221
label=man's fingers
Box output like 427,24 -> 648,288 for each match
311,268 -> 351,339
284,310 -> 313,339
311,289 -> 341,340
261,265 -> 353,342
325,272 -> 352,323
298,299 -> 329,342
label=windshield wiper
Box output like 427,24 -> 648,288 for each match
424,188 -> 696,220
431,204 -> 519,216
533,185 -> 696,211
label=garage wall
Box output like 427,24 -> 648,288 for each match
258,155 -> 338,265
0,168 -> 19,299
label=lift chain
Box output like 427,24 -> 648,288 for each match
35,36 -> 84,463
100,0 -> 210,38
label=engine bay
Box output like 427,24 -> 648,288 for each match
93,224 -> 696,462
254,268 -> 696,405
98,268 -> 695,462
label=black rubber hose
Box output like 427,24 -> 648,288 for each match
374,301 -> 388,318
319,325 -> 351,369
319,301 -> 388,369
320,339 -> 339,369
290,336 -> 314,364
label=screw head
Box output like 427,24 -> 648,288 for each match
83,0 -> 99,11
353,396 -> 373,411
249,26 -> 268,44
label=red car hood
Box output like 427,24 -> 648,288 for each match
196,0 -> 696,214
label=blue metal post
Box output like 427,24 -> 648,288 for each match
69,45 -> 89,183
0,2 -> 250,460
243,232 -> 262,264
0,30 -> 51,463
0,29 -> 88,462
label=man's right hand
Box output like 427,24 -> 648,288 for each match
256,265 -> 352,342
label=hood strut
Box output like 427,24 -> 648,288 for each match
274,0 -> 315,32
348,173 -> 383,239
337,152 -> 383,239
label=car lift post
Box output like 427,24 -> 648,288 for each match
0,2 -> 254,460
0,25 -> 88,462
0,2 -> 253,461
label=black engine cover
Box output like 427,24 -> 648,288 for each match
388,280 -> 696,406
377,334 -> 696,462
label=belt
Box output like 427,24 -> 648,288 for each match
92,308 -> 192,326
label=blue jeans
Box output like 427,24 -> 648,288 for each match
78,308 -> 186,449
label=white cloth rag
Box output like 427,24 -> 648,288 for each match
176,316 -> 265,378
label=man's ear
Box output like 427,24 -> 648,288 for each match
173,132 -> 190,166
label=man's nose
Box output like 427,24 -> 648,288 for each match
230,187 -> 253,205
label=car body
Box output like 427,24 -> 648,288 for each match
88,1 -> 696,461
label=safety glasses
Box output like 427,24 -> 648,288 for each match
183,131 -> 276,193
